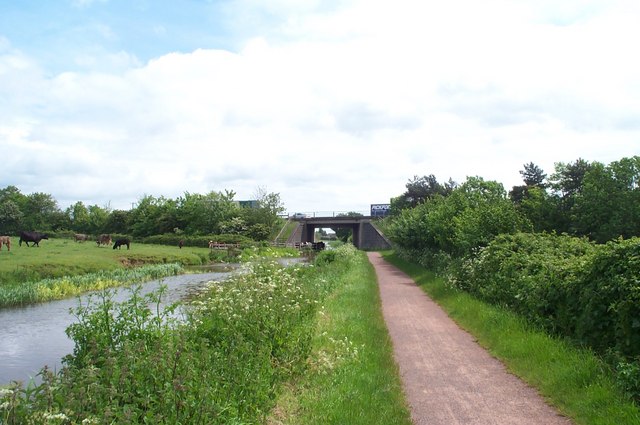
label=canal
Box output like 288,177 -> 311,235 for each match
0,265 -> 239,385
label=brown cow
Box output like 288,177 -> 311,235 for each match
0,236 -> 10,252
74,233 -> 89,242
96,234 -> 112,247
178,240 -> 184,249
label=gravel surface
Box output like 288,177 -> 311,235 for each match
367,252 -> 573,425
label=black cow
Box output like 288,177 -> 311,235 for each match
113,238 -> 130,250
312,241 -> 326,251
19,231 -> 49,247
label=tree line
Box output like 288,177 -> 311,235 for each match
390,155 -> 640,245
0,186 -> 285,241
385,155 -> 640,400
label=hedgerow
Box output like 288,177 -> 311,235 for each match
449,233 -> 640,400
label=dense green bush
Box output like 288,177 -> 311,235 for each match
387,177 -> 531,269
451,232 -> 595,333
450,233 -> 640,400
451,234 -> 640,360
576,238 -> 640,358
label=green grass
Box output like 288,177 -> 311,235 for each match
0,237 -> 212,287
269,250 -> 413,425
382,251 -> 640,425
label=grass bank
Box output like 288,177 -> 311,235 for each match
0,263 -> 183,307
268,250 -> 412,425
382,252 -> 640,425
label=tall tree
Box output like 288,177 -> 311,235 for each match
519,162 -> 547,187
67,201 -> 90,233
242,187 -> 285,240
22,192 -> 61,230
0,200 -> 24,234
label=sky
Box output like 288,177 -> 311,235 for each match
1,0 -> 639,215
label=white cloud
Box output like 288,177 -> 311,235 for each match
2,0 -> 640,212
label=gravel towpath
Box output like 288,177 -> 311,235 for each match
367,252 -> 573,425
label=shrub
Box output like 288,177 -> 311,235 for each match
450,232 -> 595,334
575,238 -> 640,357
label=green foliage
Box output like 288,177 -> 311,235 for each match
0,245 -> 361,424
449,233 -> 640,401
272,249 -> 412,425
0,263 -> 183,307
0,199 -> 24,234
450,232 -> 595,333
576,238 -> 640,358
387,176 -> 531,264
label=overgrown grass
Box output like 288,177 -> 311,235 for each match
382,252 -> 640,425
268,250 -> 413,425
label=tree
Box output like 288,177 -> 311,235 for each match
67,201 -> 90,233
87,204 -> 110,234
0,200 -> 24,234
22,192 -> 61,230
391,175 -> 455,213
550,158 -> 593,198
519,162 -> 547,187
388,176 -> 531,261
104,210 -> 130,234
572,156 -> 640,242
242,187 -> 285,239
177,190 -> 239,235
0,185 -> 27,208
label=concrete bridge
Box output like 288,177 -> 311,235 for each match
288,216 -> 392,250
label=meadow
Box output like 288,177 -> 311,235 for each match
0,237 -> 211,286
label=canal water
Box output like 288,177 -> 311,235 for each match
0,265 -> 240,385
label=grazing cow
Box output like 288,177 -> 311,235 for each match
312,241 -> 326,251
0,236 -> 10,252
113,238 -> 130,250
96,234 -> 112,247
74,233 -> 89,242
178,240 -> 184,249
19,231 -> 49,247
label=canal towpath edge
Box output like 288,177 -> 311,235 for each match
366,251 -> 572,425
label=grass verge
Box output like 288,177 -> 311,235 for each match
382,251 -> 640,425
268,250 -> 412,425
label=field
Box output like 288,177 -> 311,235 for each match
0,237 -> 212,287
